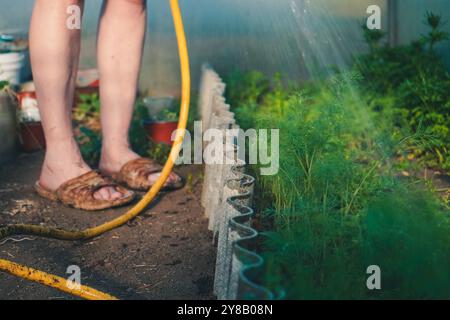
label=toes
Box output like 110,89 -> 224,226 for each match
94,187 -> 124,201
94,188 -> 109,200
148,173 -> 161,185
168,172 -> 181,184
147,172 -> 180,186
110,188 -> 123,200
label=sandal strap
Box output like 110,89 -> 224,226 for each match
119,158 -> 163,189
56,171 -> 132,208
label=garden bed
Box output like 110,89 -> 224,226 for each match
227,72 -> 449,299
223,14 -> 450,299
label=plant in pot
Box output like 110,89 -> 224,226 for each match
73,92 -> 101,131
72,92 -> 102,166
143,106 -> 179,145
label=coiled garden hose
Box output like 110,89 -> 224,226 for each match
0,0 -> 190,300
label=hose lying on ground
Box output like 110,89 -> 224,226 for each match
0,0 -> 190,300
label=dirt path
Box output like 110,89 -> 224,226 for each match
0,152 -> 216,300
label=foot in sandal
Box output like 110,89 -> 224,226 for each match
37,140 -> 135,211
100,146 -> 184,191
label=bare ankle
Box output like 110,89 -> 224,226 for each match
39,139 -> 91,190
100,145 -> 139,173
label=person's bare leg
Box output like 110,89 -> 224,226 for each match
98,0 -> 178,184
30,0 -> 122,200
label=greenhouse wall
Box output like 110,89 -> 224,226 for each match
1,0 -> 449,94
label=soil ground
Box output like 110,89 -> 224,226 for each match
0,152 -> 216,300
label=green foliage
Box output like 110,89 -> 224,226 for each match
74,93 -> 102,166
130,100 -> 151,156
227,69 -> 450,299
73,94 -> 193,167
148,102 -> 179,122
362,24 -> 386,52
262,187 -> 450,299
363,189 -> 450,299
76,126 -> 102,166
225,71 -> 294,129
354,12 -> 450,171
226,70 -> 271,107
73,93 -> 100,122
152,108 -> 179,122
147,140 -> 171,164
0,80 -> 9,91
423,11 -> 450,51
75,97 -> 164,166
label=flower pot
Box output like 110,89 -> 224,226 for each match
17,91 -> 40,122
19,121 -> 45,152
143,120 -> 178,145
16,91 -> 45,152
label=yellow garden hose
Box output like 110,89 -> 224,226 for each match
0,0 -> 190,300
0,260 -> 118,300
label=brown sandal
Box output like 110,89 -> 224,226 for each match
103,158 -> 184,191
35,171 -> 135,211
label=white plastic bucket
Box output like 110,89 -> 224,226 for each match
0,51 -> 26,85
